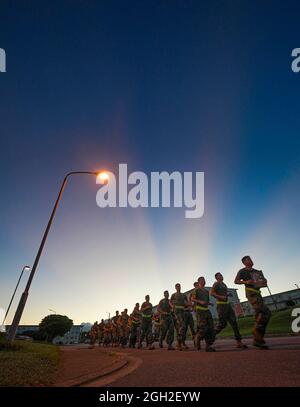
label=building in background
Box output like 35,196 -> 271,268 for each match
5,322 -> 92,344
240,288 -> 300,316
52,323 -> 92,345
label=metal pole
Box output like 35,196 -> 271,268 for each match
7,171 -> 98,342
2,266 -> 30,326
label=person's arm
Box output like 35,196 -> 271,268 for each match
255,270 -> 268,288
141,303 -> 150,312
192,297 -> 208,306
210,285 -> 227,301
234,270 -> 254,285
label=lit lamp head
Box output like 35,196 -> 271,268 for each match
97,171 -> 109,183
24,266 -> 31,271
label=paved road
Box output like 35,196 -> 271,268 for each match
100,336 -> 300,387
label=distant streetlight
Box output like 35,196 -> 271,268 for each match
48,309 -> 57,315
7,171 -> 109,342
2,266 -> 31,326
295,284 -> 300,290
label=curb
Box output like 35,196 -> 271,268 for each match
55,355 -> 129,387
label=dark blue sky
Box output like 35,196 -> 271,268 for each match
1,1 -> 300,323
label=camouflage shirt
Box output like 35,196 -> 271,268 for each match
236,268 -> 266,291
141,302 -> 153,317
158,298 -> 172,314
212,281 -> 228,297
193,287 -> 210,306
170,292 -> 187,312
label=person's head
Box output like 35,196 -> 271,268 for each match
145,295 -> 150,302
135,302 -> 140,309
215,272 -> 223,282
164,290 -> 169,299
175,283 -> 181,292
241,255 -> 253,268
124,308 -> 128,314
115,310 -> 119,316
197,276 -> 206,287
101,319 -> 104,323
193,281 -> 199,288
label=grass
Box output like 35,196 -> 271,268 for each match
0,339 -> 59,387
217,306 -> 299,338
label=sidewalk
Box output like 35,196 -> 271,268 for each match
54,345 -> 128,387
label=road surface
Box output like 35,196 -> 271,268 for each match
88,336 -> 300,387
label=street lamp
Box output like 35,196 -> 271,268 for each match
2,265 -> 31,326
48,309 -> 57,315
7,171 -> 108,342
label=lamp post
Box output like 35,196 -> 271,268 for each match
7,171 -> 107,342
2,265 -> 31,326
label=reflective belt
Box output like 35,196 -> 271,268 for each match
174,305 -> 185,310
216,300 -> 229,305
142,314 -> 152,318
132,320 -> 140,325
246,287 -> 261,294
195,305 -> 208,311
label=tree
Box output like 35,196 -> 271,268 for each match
39,314 -> 73,342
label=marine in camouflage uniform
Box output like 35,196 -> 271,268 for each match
191,277 -> 216,352
152,312 -> 161,342
157,290 -> 175,350
103,319 -> 112,347
98,319 -> 105,346
235,256 -> 271,349
129,303 -> 141,348
120,309 -> 130,347
89,321 -> 98,347
138,295 -> 155,350
170,283 -> 188,351
111,311 -> 120,347
183,298 -> 196,349
211,273 -> 247,349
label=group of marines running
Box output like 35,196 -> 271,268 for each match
90,256 -> 271,352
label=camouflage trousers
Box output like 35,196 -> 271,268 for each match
247,291 -> 271,343
215,304 -> 242,341
103,332 -> 111,346
139,318 -> 153,346
129,323 -> 140,347
120,326 -> 129,346
160,315 -> 174,346
98,332 -> 104,345
174,311 -> 185,342
196,310 -> 215,346
113,327 -> 120,345
153,323 -> 161,342
183,311 -> 196,341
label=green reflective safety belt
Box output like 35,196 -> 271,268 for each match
246,287 -> 261,294
195,305 -> 208,311
142,314 -> 152,318
216,300 -> 229,305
